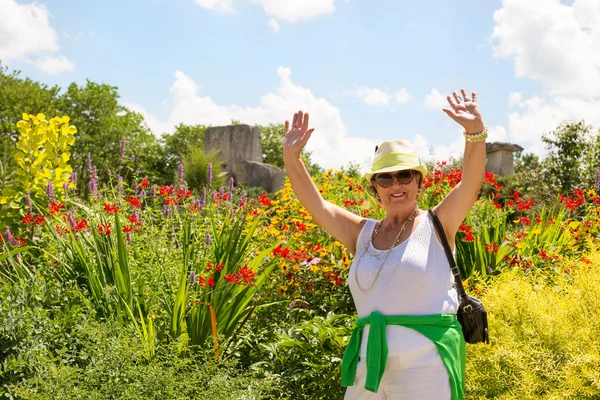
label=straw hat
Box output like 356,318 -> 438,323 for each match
365,140 -> 428,182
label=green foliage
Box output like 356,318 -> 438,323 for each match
181,148 -> 225,192
57,81 -> 166,193
250,311 -> 353,400
541,121 -> 600,194
162,123 -> 206,181
465,252 -> 600,399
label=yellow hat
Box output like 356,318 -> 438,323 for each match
365,140 -> 428,181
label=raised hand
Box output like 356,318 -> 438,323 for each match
284,110 -> 315,158
442,89 -> 485,134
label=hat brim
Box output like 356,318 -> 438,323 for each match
365,165 -> 428,182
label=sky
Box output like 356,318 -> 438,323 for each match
1,0 -> 599,170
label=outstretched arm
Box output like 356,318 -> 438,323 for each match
432,89 -> 487,244
283,111 -> 365,255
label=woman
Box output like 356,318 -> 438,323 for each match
282,89 -> 486,400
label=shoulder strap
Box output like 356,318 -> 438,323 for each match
427,209 -> 468,304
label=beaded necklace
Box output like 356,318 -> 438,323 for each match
354,206 -> 419,295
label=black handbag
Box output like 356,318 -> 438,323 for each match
428,209 -> 490,344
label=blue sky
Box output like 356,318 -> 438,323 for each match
2,0 -> 599,169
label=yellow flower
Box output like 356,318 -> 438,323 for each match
587,189 -> 597,199
515,242 -> 525,249
532,228 -> 542,235
277,286 -> 288,296
309,265 -> 320,272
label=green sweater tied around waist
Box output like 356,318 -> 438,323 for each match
341,311 -> 466,400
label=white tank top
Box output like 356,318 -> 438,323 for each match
347,212 -> 459,358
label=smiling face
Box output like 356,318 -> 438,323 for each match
370,170 -> 423,207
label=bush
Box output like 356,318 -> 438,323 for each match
465,246 -> 600,399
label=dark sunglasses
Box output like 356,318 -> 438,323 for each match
372,170 -> 414,188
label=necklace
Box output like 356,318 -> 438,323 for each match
354,207 -> 419,295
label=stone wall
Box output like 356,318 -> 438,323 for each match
204,124 -> 283,192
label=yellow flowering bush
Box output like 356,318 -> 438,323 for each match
0,113 -> 77,228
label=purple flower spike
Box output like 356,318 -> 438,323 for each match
205,233 -> 211,246
189,271 -> 197,287
228,176 -> 234,192
70,172 -> 77,185
207,163 -> 213,188
241,190 -> 247,203
46,180 -> 55,201
162,204 -> 171,218
130,154 -> 135,163
119,137 -> 126,161
177,162 -> 184,181
25,191 -> 32,209
151,185 -> 157,200
200,187 -> 206,208
4,226 -> 17,246
139,189 -> 147,199
87,153 -> 93,175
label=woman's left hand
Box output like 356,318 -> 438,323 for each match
442,88 -> 485,134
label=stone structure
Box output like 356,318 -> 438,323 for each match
204,124 -> 283,192
486,142 -> 524,176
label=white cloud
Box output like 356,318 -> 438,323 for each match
127,67 -> 384,170
250,0 -> 335,23
424,88 -> 447,110
267,18 -> 280,32
507,93 -> 600,156
194,0 -> 334,23
0,0 -> 75,74
346,87 -> 390,107
491,0 -> 600,158
394,88 -> 412,104
194,0 -> 236,14
33,55 -> 75,74
492,0 -> 600,98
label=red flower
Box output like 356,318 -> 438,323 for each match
239,264 -> 255,285
73,219 -> 88,232
518,216 -> 532,226
97,223 -> 112,235
177,187 -> 192,199
273,244 -> 292,259
492,201 -> 502,209
123,225 -> 134,233
55,225 -> 68,235
159,185 -> 175,196
342,199 -> 358,207
258,193 -> 273,207
140,176 -> 149,189
536,216 -> 542,224
104,203 -> 119,214
21,213 -> 33,225
539,249 -> 549,260
207,275 -> 215,287
125,196 -> 142,208
48,202 -> 64,216
484,170 -> 497,185
126,214 -> 142,226
485,243 -> 499,253
462,232 -> 475,242
459,224 -> 473,234
224,273 -> 242,284
33,215 -> 45,225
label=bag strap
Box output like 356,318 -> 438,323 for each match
427,209 -> 468,304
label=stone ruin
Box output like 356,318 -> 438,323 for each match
204,124 -> 283,193
485,142 -> 524,176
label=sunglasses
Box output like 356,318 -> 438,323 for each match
372,170 -> 415,188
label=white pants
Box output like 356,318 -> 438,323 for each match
343,345 -> 451,400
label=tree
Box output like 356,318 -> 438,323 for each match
56,80 -> 165,194
541,121 -> 599,193
161,123 -> 206,182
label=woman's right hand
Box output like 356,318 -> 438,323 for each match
283,110 -> 315,159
